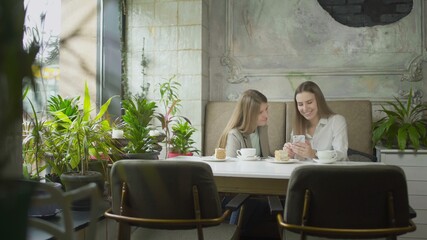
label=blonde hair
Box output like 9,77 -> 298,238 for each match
293,81 -> 334,135
218,90 -> 268,148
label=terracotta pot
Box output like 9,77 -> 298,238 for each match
167,152 -> 193,158
110,151 -> 160,161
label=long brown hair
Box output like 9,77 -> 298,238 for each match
218,89 -> 268,148
293,81 -> 334,135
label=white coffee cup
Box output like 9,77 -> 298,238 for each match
317,150 -> 337,162
236,148 -> 256,158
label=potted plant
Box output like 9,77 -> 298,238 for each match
373,89 -> 427,150
42,94 -> 81,180
117,93 -> 164,159
155,76 -> 191,158
46,82 -> 116,208
168,120 -> 200,158
21,96 -> 64,217
22,96 -> 48,181
373,89 -> 427,239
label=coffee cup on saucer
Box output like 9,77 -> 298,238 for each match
315,150 -> 337,163
236,148 -> 256,159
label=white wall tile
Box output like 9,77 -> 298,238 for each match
154,27 -> 178,50
178,1 -> 201,25
154,2 -> 177,26
178,50 -> 201,75
176,75 -> 202,100
128,3 -> 155,27
178,26 -> 201,50
151,50 -> 178,75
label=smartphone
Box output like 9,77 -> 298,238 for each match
292,135 -> 305,143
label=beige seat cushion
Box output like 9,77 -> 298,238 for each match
203,102 -> 286,156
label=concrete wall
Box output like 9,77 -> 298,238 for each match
209,0 -> 426,104
126,0 -> 208,154
126,0 -> 427,153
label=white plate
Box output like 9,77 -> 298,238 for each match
201,156 -> 229,162
313,158 -> 337,164
237,155 -> 261,161
266,158 -> 299,164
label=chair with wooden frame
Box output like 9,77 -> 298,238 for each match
268,165 -> 416,240
105,159 -> 249,240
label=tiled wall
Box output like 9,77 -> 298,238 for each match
127,0 -> 208,154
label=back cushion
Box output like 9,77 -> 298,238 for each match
285,165 -> 410,233
286,100 -> 372,155
110,160 -> 222,227
203,102 -> 287,156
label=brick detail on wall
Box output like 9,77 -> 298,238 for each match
317,0 -> 413,27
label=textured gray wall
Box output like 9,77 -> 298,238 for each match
208,0 -> 426,108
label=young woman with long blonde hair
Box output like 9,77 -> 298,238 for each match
218,89 -> 270,158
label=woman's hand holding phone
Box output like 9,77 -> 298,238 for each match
292,135 -> 305,144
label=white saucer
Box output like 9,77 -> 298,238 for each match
313,158 -> 337,164
237,155 -> 260,161
266,158 -> 299,164
201,156 -> 229,162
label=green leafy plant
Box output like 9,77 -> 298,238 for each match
46,82 -> 117,175
22,97 -> 48,181
43,95 -> 80,175
155,76 -> 189,155
170,120 -> 200,155
47,95 -> 80,123
373,89 -> 427,150
121,94 -> 160,153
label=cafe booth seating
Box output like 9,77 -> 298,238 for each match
203,100 -> 373,158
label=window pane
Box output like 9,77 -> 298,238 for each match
23,0 -> 60,113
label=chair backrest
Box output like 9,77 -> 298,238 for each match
283,164 -> 414,238
286,100 -> 372,155
203,101 -> 286,156
109,159 -> 222,229
28,182 -> 101,240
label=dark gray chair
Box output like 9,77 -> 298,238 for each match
347,148 -> 377,162
269,165 -> 416,240
105,159 -> 249,240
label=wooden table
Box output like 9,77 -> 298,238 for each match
167,156 -> 379,196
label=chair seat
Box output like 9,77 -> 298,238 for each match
283,230 -> 386,240
106,160 -> 249,240
131,223 -> 238,240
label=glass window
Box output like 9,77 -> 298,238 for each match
23,0 -> 60,113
